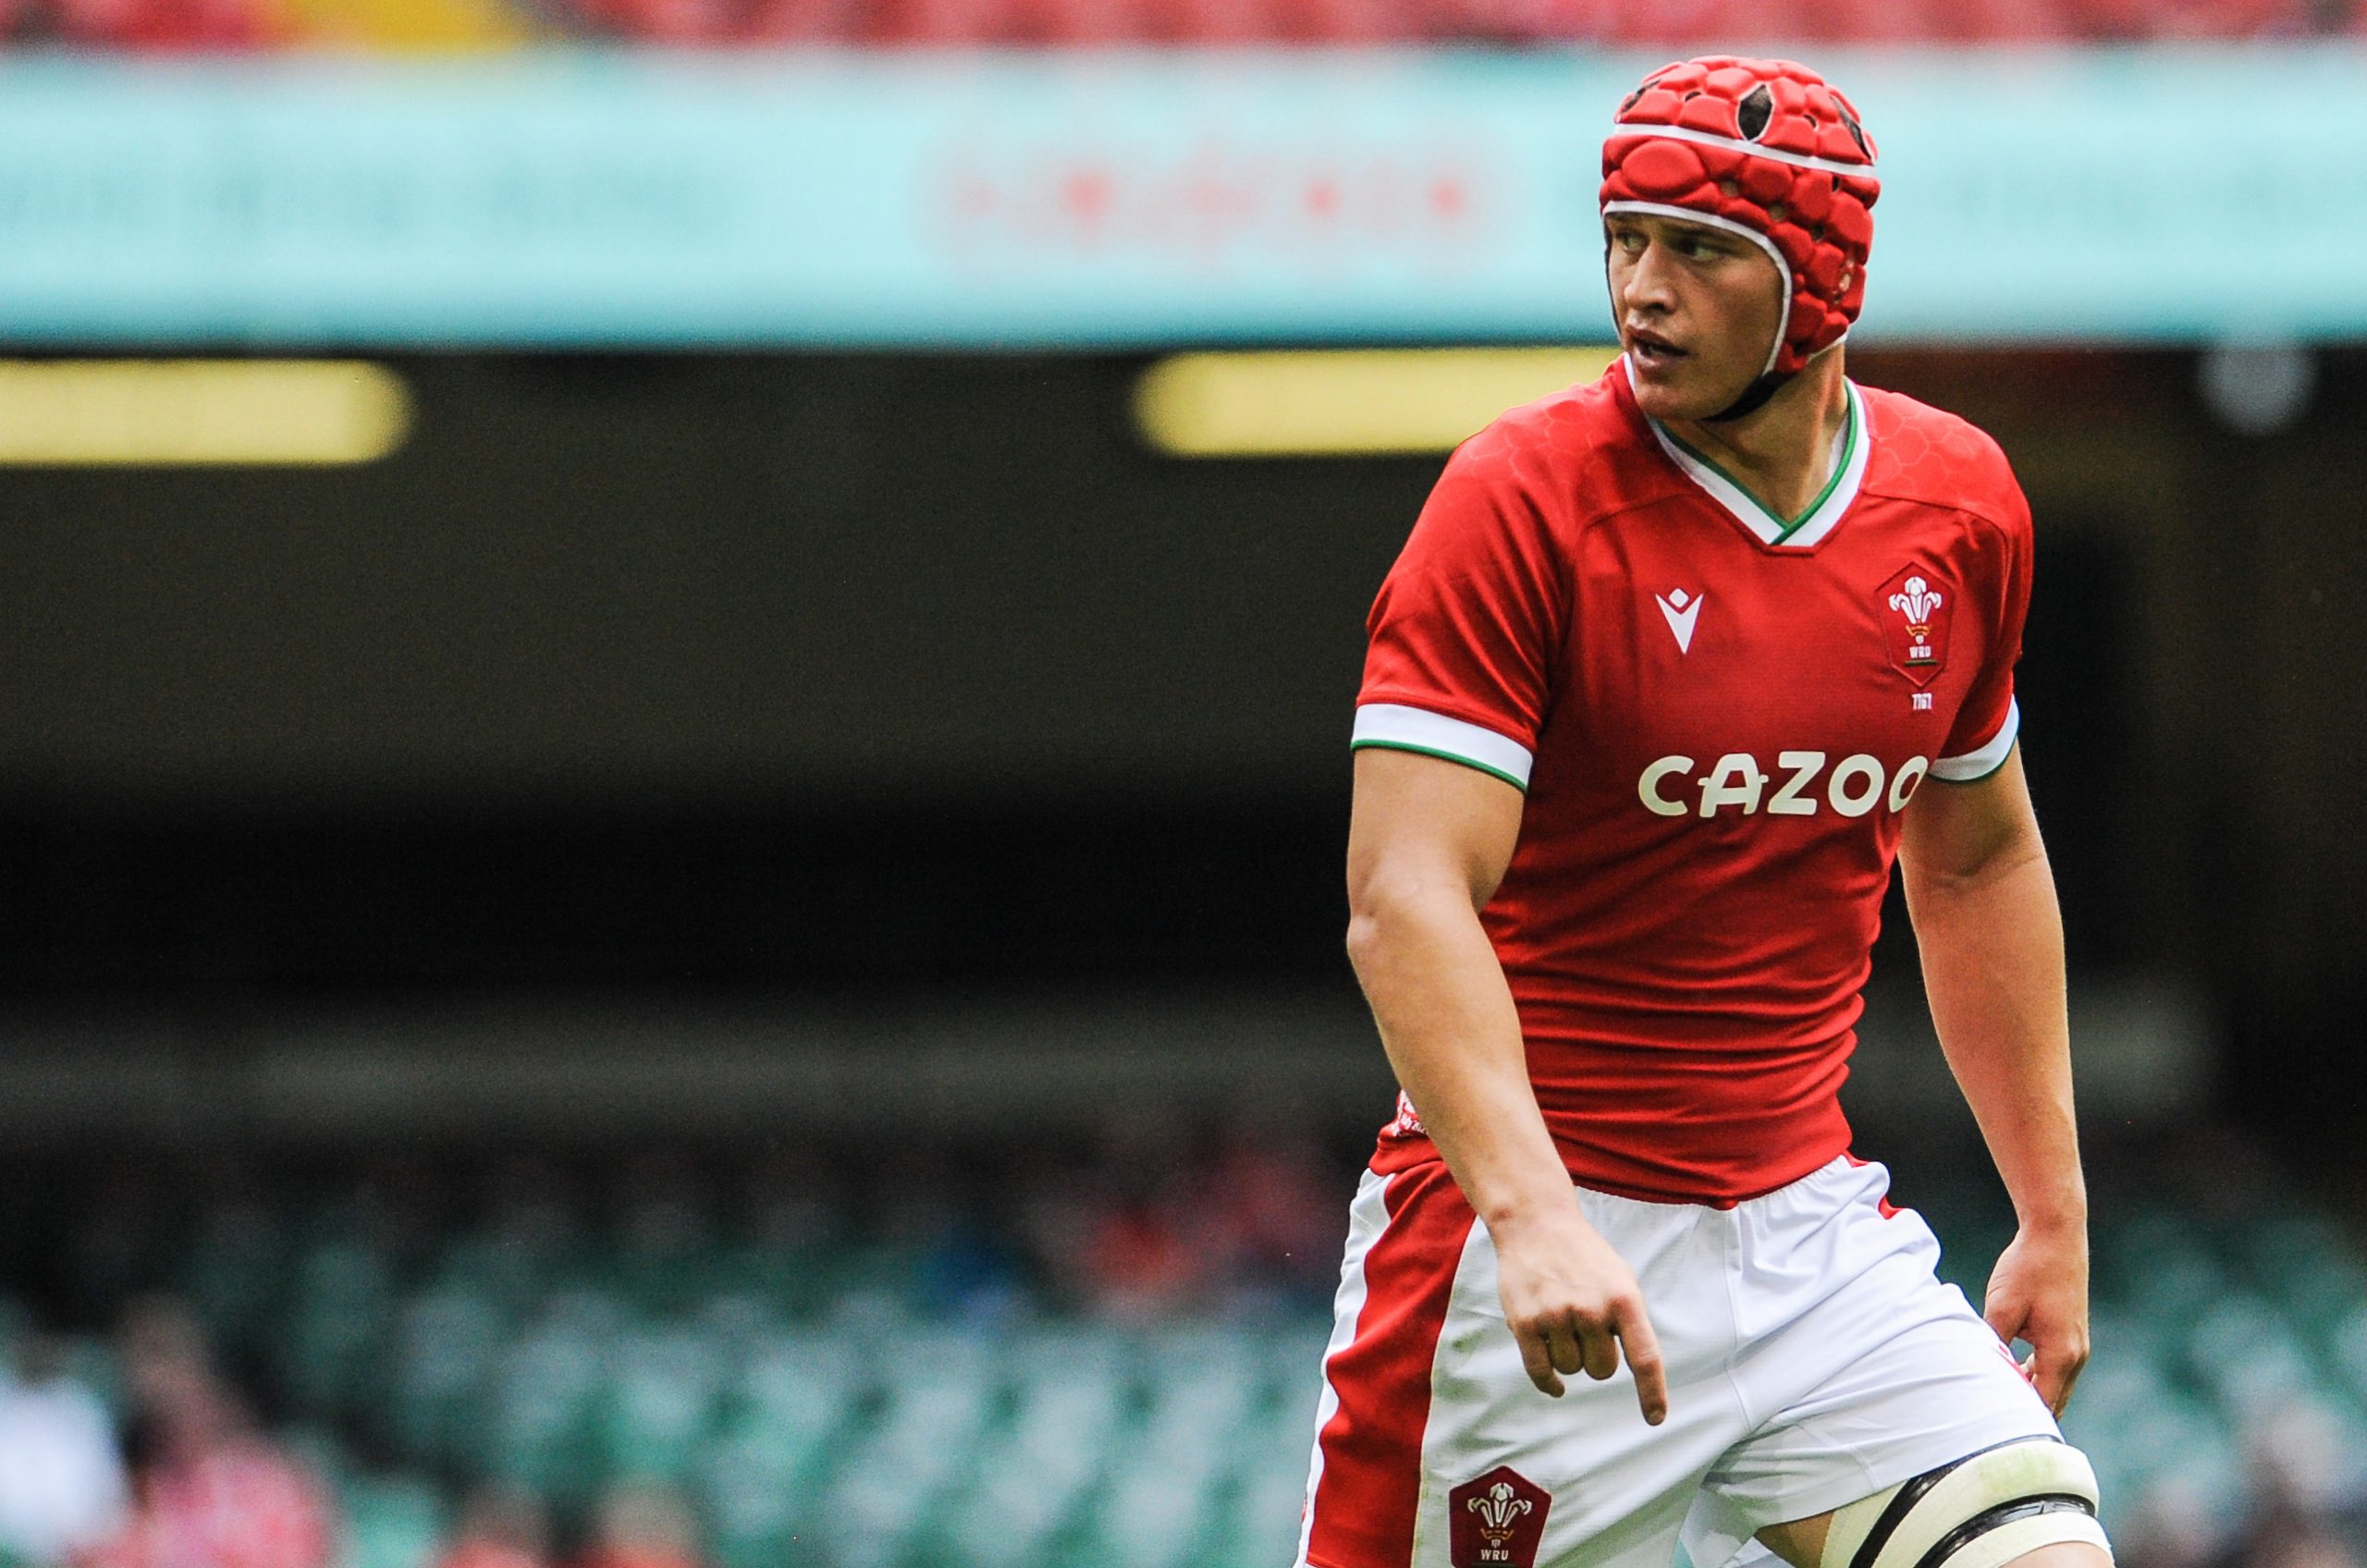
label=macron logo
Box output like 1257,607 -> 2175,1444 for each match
1655,589 -> 1703,654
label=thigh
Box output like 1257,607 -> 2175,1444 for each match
1299,1161 -> 1753,1568
1685,1172 -> 2059,1568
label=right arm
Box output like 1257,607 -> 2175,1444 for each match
1345,745 -> 1668,1422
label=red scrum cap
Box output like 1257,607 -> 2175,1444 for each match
1600,56 -> 1880,381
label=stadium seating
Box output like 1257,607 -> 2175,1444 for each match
11,1148 -> 2367,1568
0,0 -> 2342,46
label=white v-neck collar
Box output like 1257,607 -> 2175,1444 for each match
1625,360 -> 1870,550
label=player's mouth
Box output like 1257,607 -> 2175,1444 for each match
1626,328 -> 1687,371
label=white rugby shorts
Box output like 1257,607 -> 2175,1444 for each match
1295,1155 -> 2061,1568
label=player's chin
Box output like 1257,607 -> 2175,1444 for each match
1628,361 -> 1746,423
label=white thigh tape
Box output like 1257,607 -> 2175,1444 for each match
1942,1513 -> 2112,1568
1821,1439 -> 2107,1568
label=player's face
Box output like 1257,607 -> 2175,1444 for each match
1604,213 -> 1787,421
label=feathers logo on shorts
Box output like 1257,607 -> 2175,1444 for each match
1449,1467 -> 1551,1568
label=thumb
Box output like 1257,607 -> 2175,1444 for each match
1983,1287 -> 2027,1348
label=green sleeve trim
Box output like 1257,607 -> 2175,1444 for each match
1351,739 -> 1528,792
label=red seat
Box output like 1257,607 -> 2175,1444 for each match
1009,0 -> 1159,42
2156,0 -> 2312,35
1157,0 -> 1282,42
742,0 -> 864,41
1774,0 -> 1939,43
1283,0 -> 1430,43
865,0 -> 1013,43
576,0 -> 744,42
1919,0 -> 2079,42
1599,0 -> 1734,45
1425,0 -> 1618,43
52,0 -> 277,47
2065,0 -> 2308,35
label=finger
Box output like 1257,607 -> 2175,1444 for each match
1516,1324 -> 1565,1398
1615,1305 -> 1671,1427
2030,1343 -> 2088,1416
1545,1317 -> 1585,1378
1983,1293 -> 2027,1348
2029,1354 -> 2067,1416
1578,1322 -> 1619,1383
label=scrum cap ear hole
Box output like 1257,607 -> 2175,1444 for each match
1737,83 -> 1772,141
1719,178 -> 1740,196
1840,107 -> 1869,156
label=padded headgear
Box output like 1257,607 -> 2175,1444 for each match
1600,56 -> 1880,382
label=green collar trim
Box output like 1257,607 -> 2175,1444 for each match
1640,379 -> 1869,550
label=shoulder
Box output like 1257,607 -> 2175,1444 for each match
1855,384 -> 2030,541
1435,366 -> 1674,525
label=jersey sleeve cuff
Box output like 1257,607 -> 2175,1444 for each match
1351,703 -> 1533,790
1932,697 -> 2018,783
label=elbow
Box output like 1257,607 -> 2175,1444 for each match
1344,905 -> 1387,980
1343,874 -> 1446,978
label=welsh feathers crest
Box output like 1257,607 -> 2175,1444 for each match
1878,564 -> 1954,688
1448,1467 -> 1551,1568
1889,575 -> 1944,634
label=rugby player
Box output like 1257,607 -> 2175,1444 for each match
1298,57 -> 2111,1568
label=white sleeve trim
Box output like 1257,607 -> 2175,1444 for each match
1932,696 -> 2019,782
1351,703 -> 1534,789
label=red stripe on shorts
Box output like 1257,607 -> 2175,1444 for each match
1306,1159 -> 1478,1568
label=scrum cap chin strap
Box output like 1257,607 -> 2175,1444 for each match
1708,368 -> 1787,423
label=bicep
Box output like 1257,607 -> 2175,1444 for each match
1900,744 -> 2042,888
1347,746 -> 1526,915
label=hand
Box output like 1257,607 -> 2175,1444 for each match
1489,1201 -> 1668,1424
1982,1221 -> 2091,1417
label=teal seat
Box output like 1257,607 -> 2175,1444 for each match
387,1284 -> 507,1469
479,1317 -> 610,1508
595,1329 -> 724,1485
180,1204 -> 289,1366
338,1475 -> 447,1568
279,1240 -> 398,1424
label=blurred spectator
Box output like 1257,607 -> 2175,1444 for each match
1206,1128 -> 1349,1302
435,1486 -> 551,1568
89,1298 -> 334,1568
0,1329 -> 128,1566
573,1484 -> 704,1568
1077,1190 -> 1208,1319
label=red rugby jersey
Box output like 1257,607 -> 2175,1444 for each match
1354,360 -> 2030,1205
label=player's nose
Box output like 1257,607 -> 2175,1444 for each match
1618,240 -> 1679,313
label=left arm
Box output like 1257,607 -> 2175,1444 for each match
1898,746 -> 2089,1416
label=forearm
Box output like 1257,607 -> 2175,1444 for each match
1346,888 -> 1573,1231
1905,839 -> 2086,1233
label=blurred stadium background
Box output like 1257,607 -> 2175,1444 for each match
0,6 -> 2362,1568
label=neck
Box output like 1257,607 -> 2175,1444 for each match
1660,349 -> 1850,521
